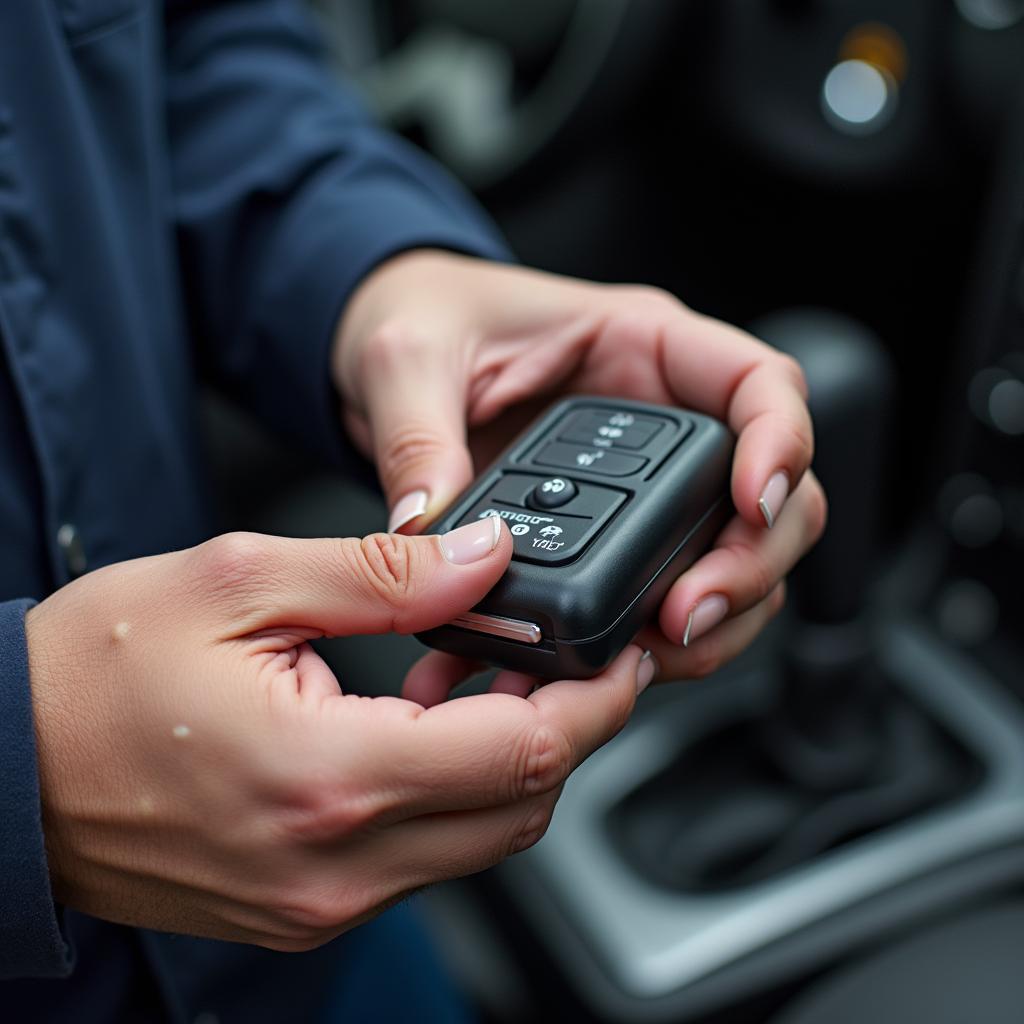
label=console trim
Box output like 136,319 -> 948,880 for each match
503,621 -> 1024,1015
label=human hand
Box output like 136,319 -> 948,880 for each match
26,522 -> 649,950
333,251 -> 826,696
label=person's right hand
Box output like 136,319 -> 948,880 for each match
26,520 -> 650,951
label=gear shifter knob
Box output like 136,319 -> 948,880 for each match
752,309 -> 896,623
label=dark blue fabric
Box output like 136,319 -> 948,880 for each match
154,903 -> 475,1024
0,599 -> 71,980
0,0 -> 508,1018
319,904 -> 475,1024
7,913 -> 178,1023
165,0 -> 509,463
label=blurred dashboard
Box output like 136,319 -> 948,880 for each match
315,1 -> 1024,191
311,0 -> 1024,677
313,1 -> 1023,522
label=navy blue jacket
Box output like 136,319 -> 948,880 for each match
0,1 -> 506,1019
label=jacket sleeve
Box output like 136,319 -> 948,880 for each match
164,0 -> 512,462
0,599 -> 73,979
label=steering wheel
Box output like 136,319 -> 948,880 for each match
313,0 -> 676,191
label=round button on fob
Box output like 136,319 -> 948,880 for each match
529,476 -> 578,509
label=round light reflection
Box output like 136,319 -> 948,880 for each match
988,377 -> 1024,435
955,0 -> 1024,31
821,59 -> 896,135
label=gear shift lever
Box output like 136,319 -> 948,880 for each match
757,310 -> 894,790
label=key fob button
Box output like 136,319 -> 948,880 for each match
527,476 -> 578,509
478,473 -> 624,520
534,442 -> 648,477
559,411 -> 665,450
458,504 -> 602,564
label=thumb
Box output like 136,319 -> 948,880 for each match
200,518 -> 512,639
359,333 -> 475,535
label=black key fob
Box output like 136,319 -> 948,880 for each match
416,397 -> 734,679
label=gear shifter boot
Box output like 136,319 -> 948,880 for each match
608,674 -> 981,892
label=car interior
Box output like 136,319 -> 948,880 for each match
202,2 -> 1024,1020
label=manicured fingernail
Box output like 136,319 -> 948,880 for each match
758,471 -> 790,529
636,650 -> 658,694
683,594 -> 729,647
439,516 -> 503,565
389,489 -> 429,533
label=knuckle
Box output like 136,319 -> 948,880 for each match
270,892 -> 337,937
377,424 -> 450,485
270,889 -> 349,938
341,534 -> 421,612
612,340 -> 661,393
509,803 -> 555,856
278,790 -> 382,845
513,724 -> 574,799
779,414 -> 815,469
257,935 -> 305,953
264,928 -> 332,953
775,353 -> 809,400
269,770 -> 391,845
612,283 -> 687,315
638,284 -> 682,311
358,320 -> 432,378
732,542 -> 775,604
361,533 -> 415,595
192,532 -> 270,595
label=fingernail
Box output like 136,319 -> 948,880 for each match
683,594 -> 729,647
758,471 -> 790,529
439,516 -> 503,565
389,489 -> 429,533
636,650 -> 658,694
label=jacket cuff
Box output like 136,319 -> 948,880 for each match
0,599 -> 74,979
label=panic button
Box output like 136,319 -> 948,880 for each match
534,442 -> 647,477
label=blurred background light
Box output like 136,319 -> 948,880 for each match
840,22 -> 909,81
821,58 -> 897,135
955,0 -> 1024,31
988,377 -> 1024,435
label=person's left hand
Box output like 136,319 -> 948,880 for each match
333,250 -> 826,699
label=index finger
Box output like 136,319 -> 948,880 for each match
659,310 -> 814,528
322,645 -> 644,824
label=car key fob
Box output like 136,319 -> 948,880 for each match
416,397 -> 734,679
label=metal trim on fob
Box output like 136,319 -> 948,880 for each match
450,611 -> 543,644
